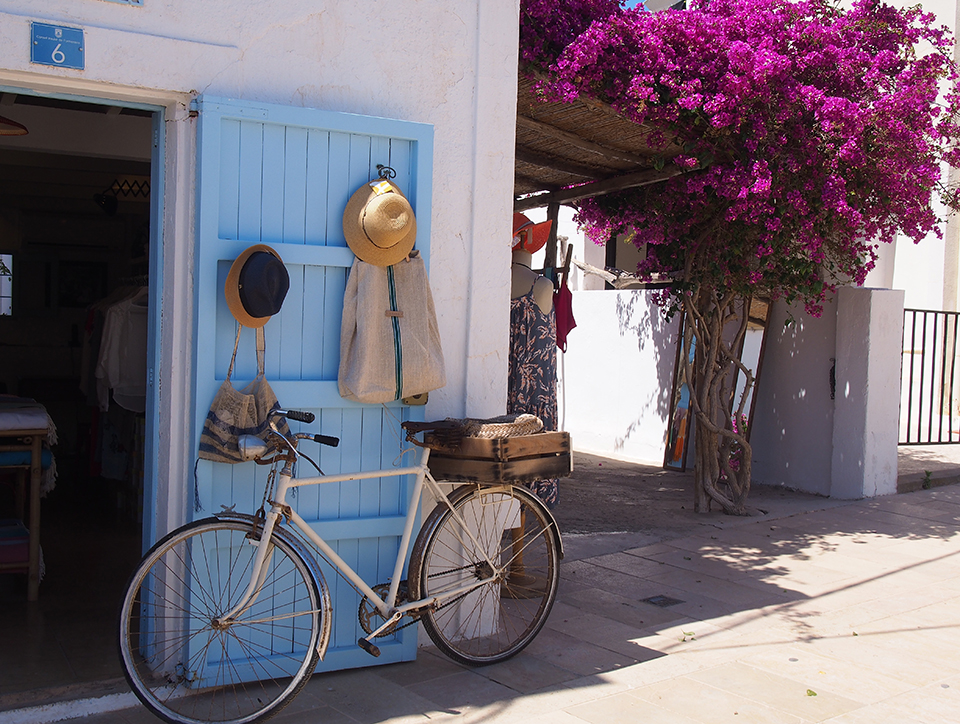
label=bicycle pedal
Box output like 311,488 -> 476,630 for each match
358,637 -> 381,658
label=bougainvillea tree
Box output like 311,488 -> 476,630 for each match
522,0 -> 960,514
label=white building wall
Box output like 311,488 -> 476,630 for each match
0,1 -> 518,537
558,289 -> 680,464
521,206 -> 683,464
750,298 -> 838,497
751,288 -> 906,499
0,0 -> 517,421
892,233 -> 947,311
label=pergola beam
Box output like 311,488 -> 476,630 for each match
514,147 -> 603,180
514,164 -> 690,212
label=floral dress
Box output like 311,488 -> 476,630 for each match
508,289 -> 559,507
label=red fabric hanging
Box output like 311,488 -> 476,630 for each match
554,283 -> 576,351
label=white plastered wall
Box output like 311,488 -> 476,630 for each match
0,0 -> 518,533
750,298 -> 839,497
521,206 -> 681,464
559,290 -> 680,464
752,288 -> 905,499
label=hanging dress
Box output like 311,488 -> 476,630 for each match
507,288 -> 559,507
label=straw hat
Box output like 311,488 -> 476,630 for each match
512,212 -> 552,254
343,178 -> 417,267
224,244 -> 290,328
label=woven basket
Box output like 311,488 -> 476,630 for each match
447,414 -> 543,439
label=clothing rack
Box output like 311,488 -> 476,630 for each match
532,250 -> 572,287
558,243 -> 573,288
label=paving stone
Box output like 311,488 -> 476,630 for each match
475,653 -> 581,694
565,690 -> 701,724
374,648 -> 467,687
629,674 -> 804,723
523,626 -> 652,676
687,661 -> 863,721
739,643 -> 915,705
561,586 -> 692,630
403,669 -> 520,715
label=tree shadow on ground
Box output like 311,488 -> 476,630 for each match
550,452 -> 960,678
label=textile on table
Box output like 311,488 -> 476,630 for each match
0,396 -> 58,495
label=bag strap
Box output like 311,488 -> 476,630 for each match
226,325 -> 242,382
226,324 -> 268,381
256,326 -> 266,377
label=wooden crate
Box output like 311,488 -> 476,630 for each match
425,431 -> 572,484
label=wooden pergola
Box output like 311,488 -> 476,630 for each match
513,72 -> 687,273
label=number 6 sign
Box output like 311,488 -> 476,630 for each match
31,22 -> 84,70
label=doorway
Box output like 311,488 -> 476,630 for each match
0,93 -> 156,703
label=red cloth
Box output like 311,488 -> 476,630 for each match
554,283 -> 576,351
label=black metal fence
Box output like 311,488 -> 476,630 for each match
901,308 -> 960,444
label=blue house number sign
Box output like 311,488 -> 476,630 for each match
31,23 -> 84,70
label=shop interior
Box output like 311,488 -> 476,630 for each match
0,94 -> 154,704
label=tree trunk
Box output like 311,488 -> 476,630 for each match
683,286 -> 754,516
693,426 -> 715,513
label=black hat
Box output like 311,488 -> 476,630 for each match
224,244 -> 290,328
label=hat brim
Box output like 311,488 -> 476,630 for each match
225,244 -> 284,328
343,181 -> 416,267
512,219 -> 552,254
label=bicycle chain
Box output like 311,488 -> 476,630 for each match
359,582 -> 419,637
357,563 -> 482,637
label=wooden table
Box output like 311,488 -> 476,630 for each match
0,428 -> 46,601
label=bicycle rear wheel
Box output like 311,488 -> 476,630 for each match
409,484 -> 560,666
118,518 -> 323,724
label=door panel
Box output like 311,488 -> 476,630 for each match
193,96 -> 433,673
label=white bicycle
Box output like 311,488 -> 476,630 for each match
118,409 -> 563,724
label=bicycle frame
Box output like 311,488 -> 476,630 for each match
219,443 -> 509,640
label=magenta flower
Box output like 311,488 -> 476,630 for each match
521,0 -> 960,315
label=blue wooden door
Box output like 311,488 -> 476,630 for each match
191,96 -> 433,672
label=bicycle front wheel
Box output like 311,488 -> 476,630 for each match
409,484 -> 560,666
118,518 -> 323,724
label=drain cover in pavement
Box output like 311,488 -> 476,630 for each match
642,594 -> 685,607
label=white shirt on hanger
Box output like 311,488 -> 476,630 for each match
95,287 -> 149,413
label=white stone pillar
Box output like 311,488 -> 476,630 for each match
863,238 -> 897,290
830,287 -> 905,498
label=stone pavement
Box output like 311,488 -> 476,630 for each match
23,476 -> 960,724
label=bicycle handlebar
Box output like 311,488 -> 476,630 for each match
282,409 -> 315,424
272,409 -> 339,448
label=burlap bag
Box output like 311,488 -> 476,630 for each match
198,326 -> 289,463
338,254 -> 446,404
